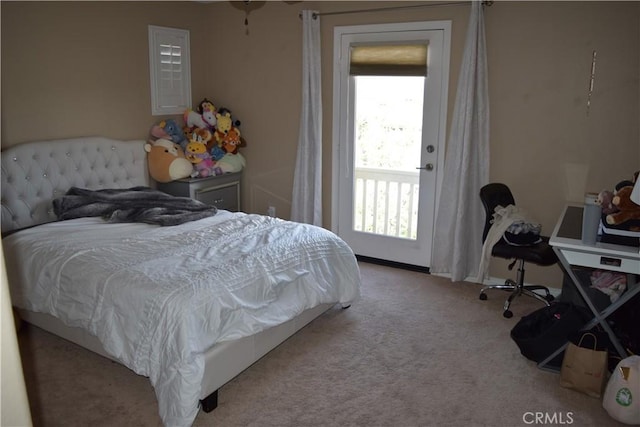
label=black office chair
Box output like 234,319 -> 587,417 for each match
479,183 -> 557,318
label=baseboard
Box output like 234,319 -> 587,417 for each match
429,271 -> 561,297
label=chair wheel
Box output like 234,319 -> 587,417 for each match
545,294 -> 555,302
503,310 -> 513,319
479,293 -> 488,301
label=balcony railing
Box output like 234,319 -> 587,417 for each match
353,167 -> 420,240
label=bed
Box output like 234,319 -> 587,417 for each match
1,136 -> 361,427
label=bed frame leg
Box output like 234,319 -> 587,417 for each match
200,390 -> 218,413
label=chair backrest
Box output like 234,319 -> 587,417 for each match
479,183 -> 516,242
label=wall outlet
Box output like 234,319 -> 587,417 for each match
267,206 -> 276,217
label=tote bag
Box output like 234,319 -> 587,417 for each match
559,332 -> 608,398
603,355 -> 640,425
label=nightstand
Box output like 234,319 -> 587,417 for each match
157,172 -> 242,211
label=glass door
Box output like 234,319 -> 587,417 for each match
332,22 -> 451,268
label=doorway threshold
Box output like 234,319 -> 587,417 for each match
355,255 -> 430,274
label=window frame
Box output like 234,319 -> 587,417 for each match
148,25 -> 192,116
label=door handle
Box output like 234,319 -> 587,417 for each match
416,163 -> 434,171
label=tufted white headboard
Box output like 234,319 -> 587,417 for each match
1,136 -> 149,234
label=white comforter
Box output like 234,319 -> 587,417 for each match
3,211 -> 361,426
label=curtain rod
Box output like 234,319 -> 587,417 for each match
300,1 -> 493,20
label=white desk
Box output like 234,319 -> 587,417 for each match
541,204 -> 640,371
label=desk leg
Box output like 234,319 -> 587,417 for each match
552,247 -> 628,359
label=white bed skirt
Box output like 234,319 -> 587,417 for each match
19,302 -> 333,400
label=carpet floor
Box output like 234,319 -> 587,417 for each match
17,261 -> 624,426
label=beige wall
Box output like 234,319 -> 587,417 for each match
2,1 -> 639,286
1,1 -> 212,142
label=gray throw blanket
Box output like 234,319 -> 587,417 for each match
53,187 -> 218,226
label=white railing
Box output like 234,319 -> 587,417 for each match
353,167 -> 420,239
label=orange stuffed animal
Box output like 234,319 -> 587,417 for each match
144,139 -> 193,183
220,127 -> 245,154
605,185 -> 640,230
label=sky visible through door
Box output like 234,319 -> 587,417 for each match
353,75 -> 425,240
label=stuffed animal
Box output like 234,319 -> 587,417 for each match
184,129 -> 220,177
217,152 -> 246,174
596,189 -> 617,215
195,127 -> 214,145
149,119 -> 187,148
185,127 -> 214,153
210,145 -> 226,161
196,157 -> 221,178
144,139 -> 193,183
214,110 -> 233,144
605,185 -> 640,229
196,98 -> 216,115
149,124 -> 170,140
201,107 -> 217,129
184,109 -> 210,130
217,107 -> 241,128
195,98 -> 217,129
160,119 -> 187,146
220,127 -> 244,154
185,140 -> 220,178
184,139 -> 209,164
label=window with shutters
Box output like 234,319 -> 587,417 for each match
148,25 -> 192,115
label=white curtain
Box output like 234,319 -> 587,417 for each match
431,1 -> 490,281
291,10 -> 322,226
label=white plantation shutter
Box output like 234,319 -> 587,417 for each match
148,25 -> 192,115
